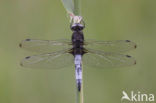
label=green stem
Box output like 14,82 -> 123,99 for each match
73,1 -> 83,103
73,0 -> 81,15
76,76 -> 84,103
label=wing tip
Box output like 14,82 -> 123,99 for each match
125,40 -> 137,49
20,56 -> 31,67
19,39 -> 31,48
125,55 -> 136,65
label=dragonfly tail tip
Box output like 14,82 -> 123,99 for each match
77,82 -> 81,92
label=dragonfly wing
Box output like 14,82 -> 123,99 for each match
84,40 -> 136,53
20,50 -> 74,69
19,39 -> 72,53
82,49 -> 136,69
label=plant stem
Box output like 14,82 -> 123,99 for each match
73,0 -> 81,15
76,75 -> 84,103
73,1 -> 83,103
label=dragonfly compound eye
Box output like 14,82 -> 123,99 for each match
71,23 -> 84,31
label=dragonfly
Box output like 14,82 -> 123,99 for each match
19,16 -> 136,92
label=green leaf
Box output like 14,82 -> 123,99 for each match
61,0 -> 74,14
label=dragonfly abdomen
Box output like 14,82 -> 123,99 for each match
74,55 -> 82,92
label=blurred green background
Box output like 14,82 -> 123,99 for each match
0,0 -> 156,103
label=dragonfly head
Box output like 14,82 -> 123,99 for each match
70,16 -> 85,31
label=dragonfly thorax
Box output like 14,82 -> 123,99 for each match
70,26 -> 86,55
72,31 -> 84,43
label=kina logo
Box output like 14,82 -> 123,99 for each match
121,91 -> 155,102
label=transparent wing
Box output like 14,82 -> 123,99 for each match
20,50 -> 74,69
84,40 -> 136,53
19,39 -> 72,53
83,49 -> 136,69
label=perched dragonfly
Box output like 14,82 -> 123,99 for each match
19,16 -> 136,92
